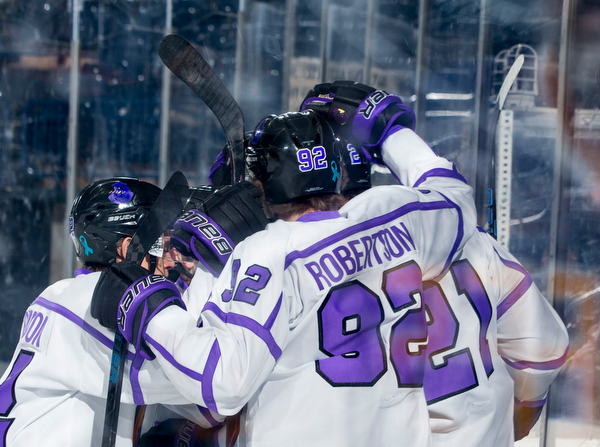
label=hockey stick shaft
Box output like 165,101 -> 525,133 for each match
102,171 -> 189,447
158,34 -> 245,185
486,54 -> 524,239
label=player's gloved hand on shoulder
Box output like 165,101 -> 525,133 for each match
91,261 -> 185,358
170,181 -> 271,277
300,80 -> 416,164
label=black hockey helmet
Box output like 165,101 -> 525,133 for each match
341,139 -> 371,195
246,110 -> 343,205
69,178 -> 161,266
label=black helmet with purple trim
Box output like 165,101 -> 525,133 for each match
69,178 -> 161,266
246,110 -> 343,205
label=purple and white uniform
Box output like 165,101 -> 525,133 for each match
143,128 -> 477,446
0,269 -> 223,447
424,228 -> 569,447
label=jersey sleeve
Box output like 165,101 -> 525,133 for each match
490,235 -> 570,403
380,128 -> 477,278
143,229 -> 290,416
182,265 -> 217,321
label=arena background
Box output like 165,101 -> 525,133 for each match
0,0 -> 599,444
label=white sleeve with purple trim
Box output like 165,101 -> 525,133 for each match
492,234 -> 569,404
0,270 -> 220,447
348,127 -> 477,279
142,127 -> 477,447
423,229 -> 569,447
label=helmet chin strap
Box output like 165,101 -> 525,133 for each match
175,264 -> 194,279
148,255 -> 157,274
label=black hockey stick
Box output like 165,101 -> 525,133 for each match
102,170 -> 189,447
486,54 -> 524,239
158,34 -> 245,185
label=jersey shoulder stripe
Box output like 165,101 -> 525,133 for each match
32,296 -> 134,359
285,196 -> 457,269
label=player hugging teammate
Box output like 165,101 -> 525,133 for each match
91,81 -> 480,447
0,79 -> 568,447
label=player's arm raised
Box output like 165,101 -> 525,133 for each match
302,81 -> 477,275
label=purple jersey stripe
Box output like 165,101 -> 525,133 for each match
145,334 -> 205,382
202,340 -> 221,413
495,250 -> 533,318
130,354 -> 146,405
284,198 -> 457,269
203,302 -> 283,360
264,295 -> 283,331
437,192 -> 465,274
199,405 -> 221,427
413,165 -> 467,188
503,346 -> 569,371
32,297 -> 135,361
297,210 -> 342,222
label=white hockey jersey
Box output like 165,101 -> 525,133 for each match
0,269 -> 222,447
143,128 -> 477,446
424,228 -> 569,447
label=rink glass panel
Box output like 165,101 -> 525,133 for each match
1,0 -> 599,444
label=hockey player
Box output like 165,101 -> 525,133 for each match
91,92 -> 479,446
302,80 -> 570,446
0,177 -> 230,447
135,181 -> 271,447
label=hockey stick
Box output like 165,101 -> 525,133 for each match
486,54 -> 524,239
102,170 -> 189,447
158,34 -> 245,185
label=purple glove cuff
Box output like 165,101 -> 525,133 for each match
174,209 -> 236,274
360,124 -> 405,166
170,234 -> 192,254
361,146 -> 379,165
117,275 -> 181,340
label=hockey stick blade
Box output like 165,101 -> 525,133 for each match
497,55 -> 524,111
158,34 -> 245,185
125,170 -> 189,263
102,171 -> 189,447
486,54 -> 525,238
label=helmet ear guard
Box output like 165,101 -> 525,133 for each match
340,139 -> 371,195
246,110 -> 343,205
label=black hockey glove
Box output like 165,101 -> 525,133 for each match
170,181 -> 271,277
139,418 -> 221,447
301,80 -> 416,164
91,261 -> 185,358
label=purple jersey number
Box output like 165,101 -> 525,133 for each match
423,260 -> 494,404
222,260 -> 272,306
316,261 -> 427,387
0,350 -> 34,442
